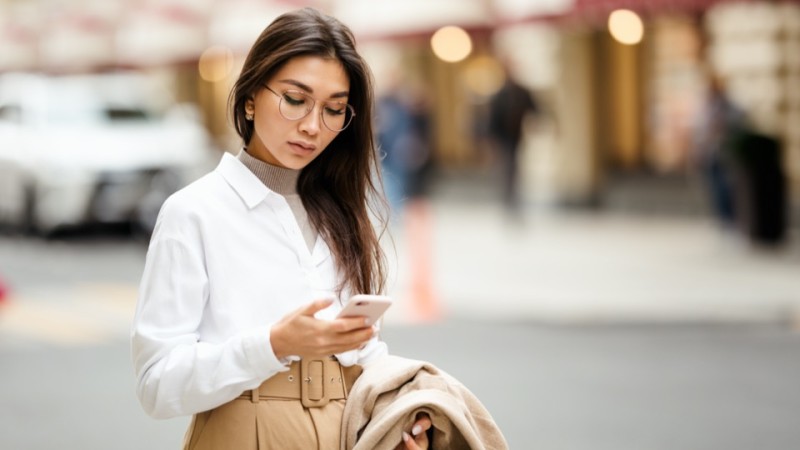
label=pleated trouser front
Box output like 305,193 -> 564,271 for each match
182,397 -> 345,450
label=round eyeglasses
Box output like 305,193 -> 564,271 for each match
265,86 -> 355,132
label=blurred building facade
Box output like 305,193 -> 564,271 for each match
1,0 -> 797,226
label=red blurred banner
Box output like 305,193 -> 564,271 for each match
572,0 -> 735,16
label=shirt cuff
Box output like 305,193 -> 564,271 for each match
358,337 -> 389,365
279,354 -> 301,366
241,324 -> 291,376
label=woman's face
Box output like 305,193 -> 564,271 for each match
245,55 -> 351,170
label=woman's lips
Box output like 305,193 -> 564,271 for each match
288,141 -> 316,154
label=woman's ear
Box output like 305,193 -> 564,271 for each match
245,98 -> 255,115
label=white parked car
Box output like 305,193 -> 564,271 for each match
0,72 -> 217,235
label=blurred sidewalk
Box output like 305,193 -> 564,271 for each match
385,176 -> 800,326
1,173 -> 798,349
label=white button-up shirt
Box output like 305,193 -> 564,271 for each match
131,153 -> 388,419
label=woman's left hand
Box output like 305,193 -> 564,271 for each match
396,413 -> 432,450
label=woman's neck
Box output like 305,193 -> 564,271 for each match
237,148 -> 300,195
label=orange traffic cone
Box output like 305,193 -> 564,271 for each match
405,199 -> 442,323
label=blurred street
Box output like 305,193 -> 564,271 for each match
1,187 -> 799,450
2,1 -> 800,449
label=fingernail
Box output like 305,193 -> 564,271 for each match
412,424 -> 422,436
364,318 -> 372,326
402,431 -> 411,442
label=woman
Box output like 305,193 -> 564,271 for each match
131,8 -> 430,449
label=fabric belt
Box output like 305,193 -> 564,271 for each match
239,357 -> 363,408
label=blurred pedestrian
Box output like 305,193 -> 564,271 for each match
377,82 -> 439,321
377,83 -> 433,218
690,74 -> 746,231
487,65 -> 539,219
377,87 -> 414,215
131,8 -> 432,450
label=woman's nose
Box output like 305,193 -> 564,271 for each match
298,106 -> 322,135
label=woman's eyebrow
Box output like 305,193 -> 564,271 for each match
278,79 -> 349,99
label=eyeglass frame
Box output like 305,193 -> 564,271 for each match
263,86 -> 356,132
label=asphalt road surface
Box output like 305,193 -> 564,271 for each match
1,227 -> 799,449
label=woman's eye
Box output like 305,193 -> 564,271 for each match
324,105 -> 345,116
283,93 -> 306,106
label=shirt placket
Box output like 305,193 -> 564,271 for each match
274,201 -> 325,291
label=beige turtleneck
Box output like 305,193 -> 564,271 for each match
237,149 -> 317,251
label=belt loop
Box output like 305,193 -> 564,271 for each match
339,363 -> 349,400
250,388 -> 259,403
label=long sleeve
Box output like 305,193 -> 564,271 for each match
131,232 -> 286,419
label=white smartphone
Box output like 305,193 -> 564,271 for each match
336,294 -> 392,325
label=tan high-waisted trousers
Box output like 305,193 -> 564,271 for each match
182,396 -> 345,450
182,359 -> 360,450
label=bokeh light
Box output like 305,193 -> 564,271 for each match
430,26 -> 472,63
608,9 -> 644,45
198,45 -> 234,82
463,55 -> 506,97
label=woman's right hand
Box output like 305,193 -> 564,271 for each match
396,413 -> 432,450
270,299 -> 375,359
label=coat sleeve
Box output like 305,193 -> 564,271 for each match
343,355 -> 509,450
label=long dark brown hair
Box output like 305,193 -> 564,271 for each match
230,8 -> 387,297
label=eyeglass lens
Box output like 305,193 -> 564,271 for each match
279,90 -> 353,131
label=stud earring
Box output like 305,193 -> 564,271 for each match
245,113 -> 254,121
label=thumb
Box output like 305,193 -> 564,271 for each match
299,298 -> 334,317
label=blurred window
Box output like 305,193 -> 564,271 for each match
45,104 -> 102,125
0,104 -> 21,123
39,79 -> 157,125
104,107 -> 152,122
44,102 -> 154,125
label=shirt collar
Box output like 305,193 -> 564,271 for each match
216,152 -> 274,209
